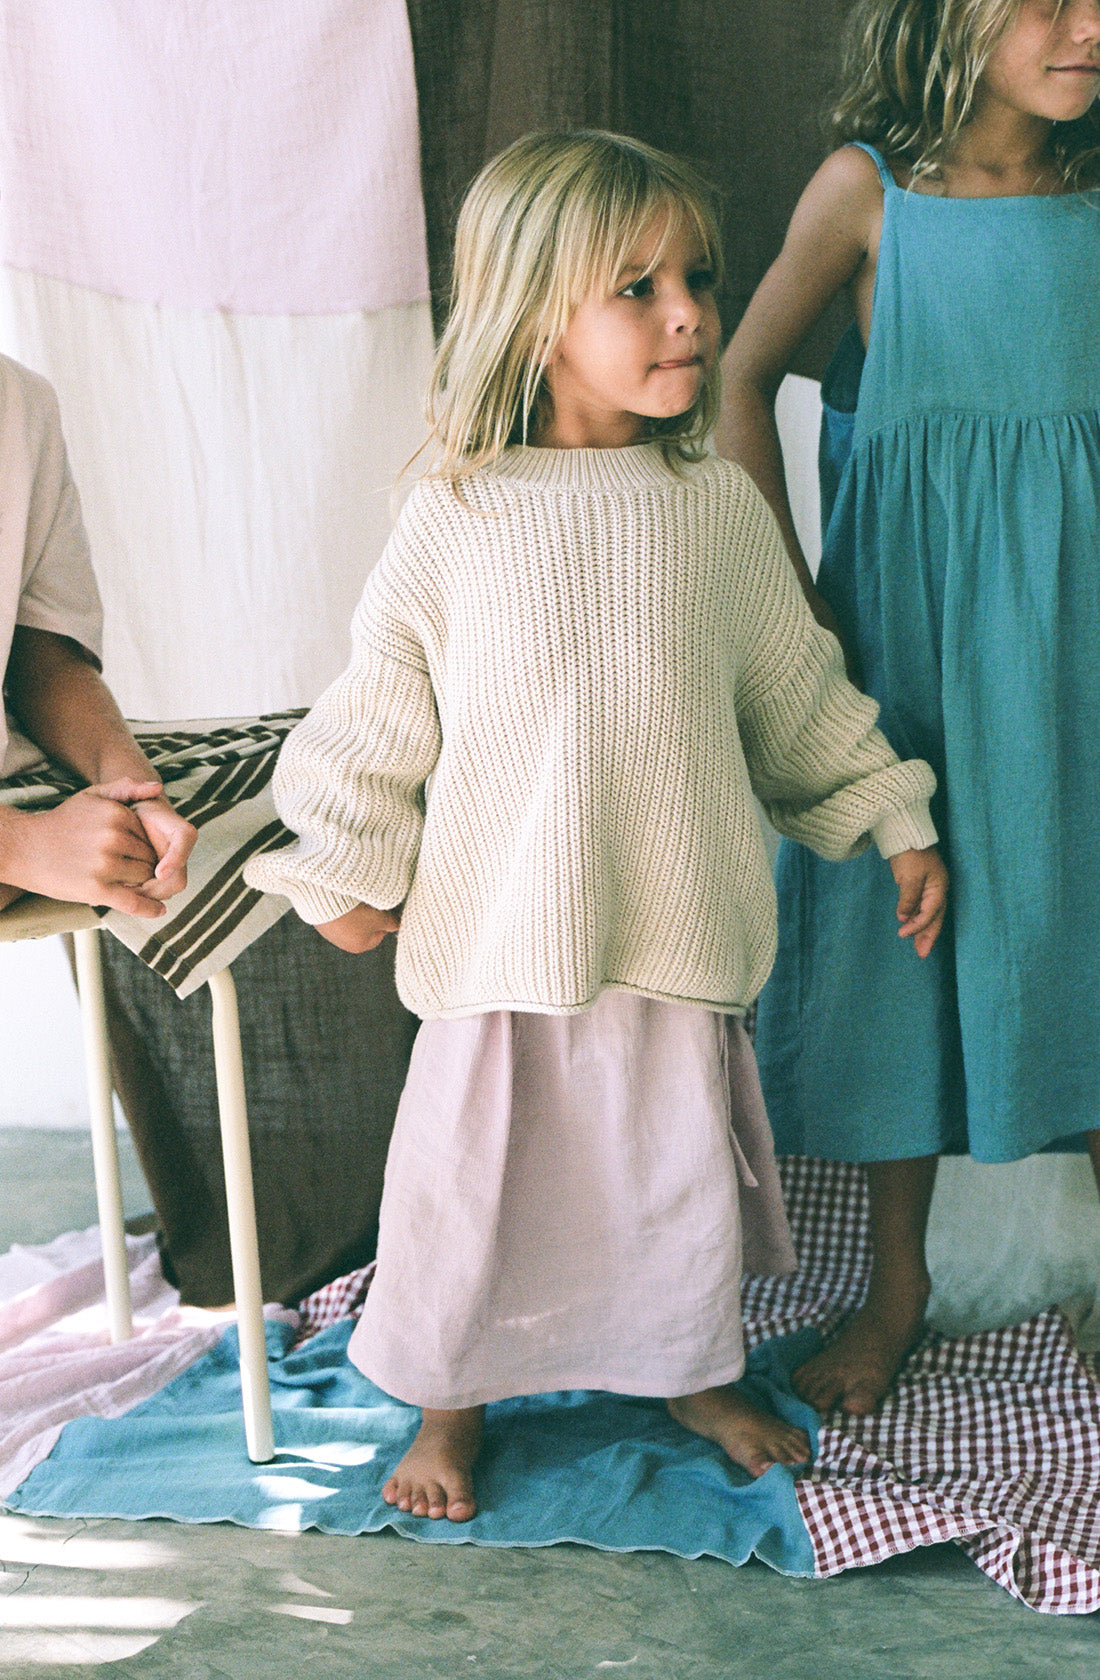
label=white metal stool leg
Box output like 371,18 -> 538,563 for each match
72,926 -> 133,1343
208,966 -> 275,1463
3,898 -> 274,1461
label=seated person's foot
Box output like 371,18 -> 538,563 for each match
793,1279 -> 929,1416
667,1385 -> 811,1479
382,1405 -> 484,1521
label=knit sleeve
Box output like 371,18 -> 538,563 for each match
244,546 -> 441,924
730,476 -> 937,861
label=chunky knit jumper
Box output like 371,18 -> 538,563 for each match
246,444 -> 937,1017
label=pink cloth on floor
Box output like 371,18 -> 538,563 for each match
349,993 -> 795,1409
0,1229 -> 222,1499
0,1225 -> 299,1499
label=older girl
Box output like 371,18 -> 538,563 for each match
722,0 -> 1100,1415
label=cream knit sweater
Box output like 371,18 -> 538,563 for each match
246,444 -> 937,1017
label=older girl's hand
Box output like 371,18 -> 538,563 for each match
314,903 -> 401,953
889,846 -> 949,959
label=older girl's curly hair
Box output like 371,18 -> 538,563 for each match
831,0 -> 1100,186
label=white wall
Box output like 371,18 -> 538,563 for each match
0,935 -> 89,1126
775,373 -> 823,573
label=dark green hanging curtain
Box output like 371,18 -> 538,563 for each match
406,0 -> 853,374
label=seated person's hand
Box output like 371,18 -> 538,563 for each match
0,777 -> 172,918
314,903 -> 401,953
124,788 -> 198,900
889,845 -> 949,959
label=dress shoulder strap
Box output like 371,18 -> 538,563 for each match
846,142 -> 896,192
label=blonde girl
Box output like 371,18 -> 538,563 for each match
247,130 -> 945,1521
722,0 -> 1100,1418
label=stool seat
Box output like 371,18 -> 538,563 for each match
0,894 -> 274,1462
0,893 -> 100,941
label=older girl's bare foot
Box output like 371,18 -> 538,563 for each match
795,1154 -> 939,1416
667,1385 -> 811,1478
382,1405 -> 484,1521
793,1276 -> 929,1416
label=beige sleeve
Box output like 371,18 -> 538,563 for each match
731,476 -> 937,861
244,561 -> 441,923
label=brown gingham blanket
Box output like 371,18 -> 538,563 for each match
0,712 -> 303,996
745,1159 -> 1100,1613
295,1156 -> 1100,1614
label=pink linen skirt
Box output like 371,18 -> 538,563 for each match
348,991 -> 795,1409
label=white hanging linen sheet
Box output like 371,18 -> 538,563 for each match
0,271 -> 434,717
0,0 -> 435,719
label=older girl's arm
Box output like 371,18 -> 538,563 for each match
717,146 -> 883,609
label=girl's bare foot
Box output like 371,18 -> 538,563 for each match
382,1405 -> 484,1522
667,1385 -> 811,1478
791,1271 -> 930,1416
794,1153 -> 938,1416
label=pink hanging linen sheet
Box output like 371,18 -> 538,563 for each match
0,0 -> 429,315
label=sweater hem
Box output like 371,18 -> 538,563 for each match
399,978 -> 751,1021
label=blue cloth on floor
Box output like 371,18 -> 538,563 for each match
5,1320 -> 820,1576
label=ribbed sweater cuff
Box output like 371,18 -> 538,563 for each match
872,803 -> 939,859
243,855 -> 366,925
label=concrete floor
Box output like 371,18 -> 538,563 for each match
2,1127 -> 1099,1678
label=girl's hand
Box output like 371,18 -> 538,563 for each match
889,847 -> 949,958
314,903 -> 401,953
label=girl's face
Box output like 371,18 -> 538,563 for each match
540,217 -> 720,449
981,0 -> 1100,124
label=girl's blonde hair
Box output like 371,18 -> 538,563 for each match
425,130 -> 724,479
832,0 -> 1100,185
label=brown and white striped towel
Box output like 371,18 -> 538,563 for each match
0,712 -> 303,997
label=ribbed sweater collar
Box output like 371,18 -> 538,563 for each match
486,441 -> 702,492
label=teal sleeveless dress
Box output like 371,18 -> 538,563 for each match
754,143 -> 1100,1163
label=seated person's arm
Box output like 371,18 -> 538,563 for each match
0,627 -> 196,915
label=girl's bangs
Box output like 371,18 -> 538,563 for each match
587,185 -> 719,301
